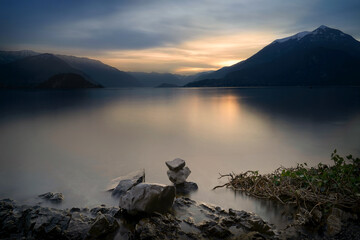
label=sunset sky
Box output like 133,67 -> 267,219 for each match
1,0 -> 360,74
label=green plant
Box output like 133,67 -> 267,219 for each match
214,150 -> 360,215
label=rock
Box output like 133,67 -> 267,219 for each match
175,182 -> 198,195
38,192 -> 64,203
248,218 -> 274,236
167,167 -> 191,184
135,214 -> 184,240
0,198 -> 280,240
119,183 -> 175,215
70,207 -> 81,213
108,169 -> 145,197
65,212 -> 92,239
165,158 -> 186,171
331,207 -> 357,222
198,220 -> 233,239
326,214 -> 342,236
311,208 -> 322,223
86,213 -> 119,239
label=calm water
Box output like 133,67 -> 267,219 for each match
0,87 -> 360,226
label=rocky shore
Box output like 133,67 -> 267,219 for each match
0,197 -> 279,240
1,158 -> 359,239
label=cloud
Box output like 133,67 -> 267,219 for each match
1,0 -> 359,73
95,31 -> 277,74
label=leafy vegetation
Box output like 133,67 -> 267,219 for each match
214,150 -> 360,216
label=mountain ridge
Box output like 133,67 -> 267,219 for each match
0,51 -> 141,88
0,53 -> 98,88
186,25 -> 360,87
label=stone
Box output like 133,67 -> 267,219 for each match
167,167 -> 191,184
86,213 -> 119,239
326,214 -> 342,236
38,192 -> 64,203
0,198 -> 280,240
198,220 -> 233,239
108,169 -> 145,197
135,214 -> 184,240
119,183 -> 175,215
165,158 -> 186,171
311,208 -> 322,223
65,212 -> 92,240
175,182 -> 198,195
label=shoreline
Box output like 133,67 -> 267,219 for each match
0,197 -> 278,240
1,196 -> 359,239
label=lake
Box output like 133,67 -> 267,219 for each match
0,87 -> 359,227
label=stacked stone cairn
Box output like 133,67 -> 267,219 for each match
165,158 -> 198,194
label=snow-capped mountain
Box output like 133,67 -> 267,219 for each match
186,25 -> 360,87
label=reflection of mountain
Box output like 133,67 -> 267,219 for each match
223,87 -> 360,123
186,26 -> 360,87
0,50 -> 140,88
156,83 -> 179,88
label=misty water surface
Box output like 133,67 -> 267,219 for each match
0,87 -> 359,226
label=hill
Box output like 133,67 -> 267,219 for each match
0,51 -> 141,88
0,53 -> 97,88
186,26 -> 360,87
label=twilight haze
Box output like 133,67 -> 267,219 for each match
1,0 -> 360,74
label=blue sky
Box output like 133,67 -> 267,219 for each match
1,0 -> 359,74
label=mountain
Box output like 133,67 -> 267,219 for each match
0,53 -> 99,88
186,26 -> 360,87
127,72 -> 190,87
57,55 -> 141,87
38,73 -> 102,89
176,71 -> 215,83
0,50 -> 38,64
0,50 -> 141,88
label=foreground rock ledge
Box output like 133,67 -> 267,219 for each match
107,169 -> 145,197
119,183 -> 175,215
0,198 -> 279,240
3,198 -> 357,239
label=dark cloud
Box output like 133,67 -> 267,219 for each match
0,0 -> 359,51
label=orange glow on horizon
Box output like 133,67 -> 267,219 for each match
92,31 -> 276,75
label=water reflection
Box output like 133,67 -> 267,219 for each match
0,87 -> 359,228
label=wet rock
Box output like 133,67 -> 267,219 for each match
0,197 -> 280,240
90,206 -> 120,217
165,158 -> 186,171
38,192 -> 64,203
135,214 -> 183,240
108,169 -> 145,197
326,214 -> 342,236
311,208 -> 322,223
65,212 -> 92,240
23,207 -> 71,239
331,207 -> 358,222
239,231 -> 268,240
119,183 -> 175,215
86,213 -> 119,239
248,218 -> 275,236
198,220 -> 233,239
175,182 -> 198,195
167,167 -> 191,184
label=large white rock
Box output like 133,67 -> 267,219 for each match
119,183 -> 175,215
167,167 -> 191,184
107,169 -> 145,197
165,158 -> 186,171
